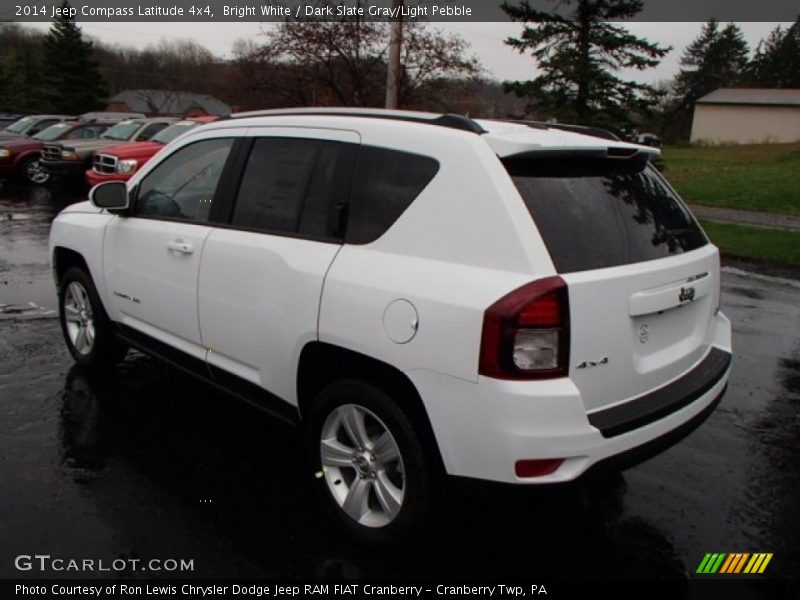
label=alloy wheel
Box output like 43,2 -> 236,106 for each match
320,403 -> 405,528
63,281 -> 95,355
26,159 -> 50,184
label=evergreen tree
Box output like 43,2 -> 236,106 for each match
674,20 -> 749,108
663,20 -> 749,140
42,0 -> 107,114
0,63 -> 7,111
1,52 -> 47,113
501,0 -> 669,133
748,18 -> 800,88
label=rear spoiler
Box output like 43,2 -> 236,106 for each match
505,119 -> 622,142
503,146 -> 658,162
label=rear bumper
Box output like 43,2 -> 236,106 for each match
410,311 -> 732,484
581,382 -> 726,478
586,346 -> 731,438
85,169 -> 130,187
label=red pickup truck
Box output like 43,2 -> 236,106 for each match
85,116 -> 217,187
0,120 -> 114,184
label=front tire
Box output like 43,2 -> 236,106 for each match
306,380 -> 434,545
20,156 -> 50,185
58,267 -> 127,369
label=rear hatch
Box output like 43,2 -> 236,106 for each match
503,152 -> 719,413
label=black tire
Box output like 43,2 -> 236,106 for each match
19,155 -> 50,185
58,266 -> 128,369
305,379 -> 434,546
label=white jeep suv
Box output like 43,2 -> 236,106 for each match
49,108 -> 732,543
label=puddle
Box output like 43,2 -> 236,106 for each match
0,302 -> 57,320
1,212 -> 32,221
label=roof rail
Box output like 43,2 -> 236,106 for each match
505,120 -> 621,142
226,107 -> 486,134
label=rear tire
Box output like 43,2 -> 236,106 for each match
58,267 -> 128,369
305,379 -> 434,546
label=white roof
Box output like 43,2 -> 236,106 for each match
220,109 -> 660,158
697,88 -> 800,106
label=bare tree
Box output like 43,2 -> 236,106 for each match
233,7 -> 482,110
93,38 -> 228,98
130,89 -> 183,115
399,24 -> 481,108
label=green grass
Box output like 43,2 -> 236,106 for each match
662,143 -> 800,216
701,220 -> 800,266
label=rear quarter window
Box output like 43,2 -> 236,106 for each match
346,146 -> 439,244
231,137 -> 354,239
504,157 -> 708,273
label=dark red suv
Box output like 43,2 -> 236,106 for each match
0,120 -> 112,185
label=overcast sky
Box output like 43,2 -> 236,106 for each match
22,21 -> 793,84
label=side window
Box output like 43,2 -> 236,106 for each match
133,138 -> 233,223
70,126 -> 103,139
231,137 -> 352,238
299,143 -> 351,238
137,122 -> 169,141
346,146 -> 439,244
84,126 -> 107,138
69,127 -> 89,139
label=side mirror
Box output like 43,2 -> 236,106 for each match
89,181 -> 130,213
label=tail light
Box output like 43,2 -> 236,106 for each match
479,276 -> 569,379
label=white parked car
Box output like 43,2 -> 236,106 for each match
49,108 -> 732,543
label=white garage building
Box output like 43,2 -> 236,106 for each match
690,88 -> 800,144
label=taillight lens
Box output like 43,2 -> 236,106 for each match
479,276 -> 569,379
513,329 -> 559,370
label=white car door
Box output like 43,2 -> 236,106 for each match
103,134 -> 239,362
198,127 -> 359,406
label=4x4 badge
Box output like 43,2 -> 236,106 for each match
679,286 -> 696,303
576,357 -> 609,369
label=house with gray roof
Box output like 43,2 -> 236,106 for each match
106,90 -> 231,118
691,88 -> 800,144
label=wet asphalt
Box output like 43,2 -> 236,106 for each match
0,181 -> 798,591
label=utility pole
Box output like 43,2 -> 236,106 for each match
385,0 -> 404,109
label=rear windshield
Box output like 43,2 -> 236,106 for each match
504,157 -> 708,273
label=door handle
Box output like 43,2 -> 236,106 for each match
166,240 -> 194,255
